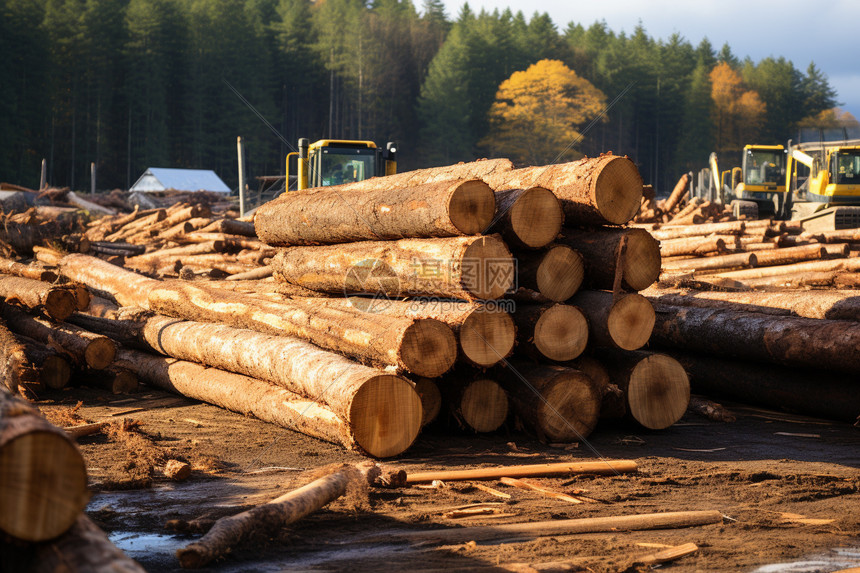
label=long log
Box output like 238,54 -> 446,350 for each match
651,303 -> 860,373
649,220 -> 746,240
0,316 -> 40,397
488,187 -> 563,249
747,243 -> 826,267
642,287 -> 860,321
147,281 -> 457,377
0,388 -> 89,542
512,303 -> 588,361
557,227 -> 661,291
664,350 -> 860,422
663,173 -> 690,213
515,244 -> 584,301
124,241 -> 226,270
442,375 -> 509,433
0,276 -> 77,321
592,349 -> 690,430
405,460 -> 638,483
177,463 -> 380,569
707,257 -> 860,280
484,155 -> 644,225
1,306 -> 116,370
59,254 -> 159,308
137,314 -> 422,455
0,256 -> 57,282
661,252 -> 757,272
569,291 -> 654,351
314,297 -> 516,368
198,218 -> 256,237
255,179 -> 496,246
498,362 -> 602,442
119,349 -> 411,456
270,235 -> 514,300
659,235 -> 728,258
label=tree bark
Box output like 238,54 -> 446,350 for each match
569,291 -> 654,351
557,227 -> 661,291
592,349 -> 690,430
707,257 -> 860,280
746,244 -> 826,267
176,463 -> 380,569
661,252 -> 757,272
0,256 -> 57,282
663,173 -> 690,213
497,361 -> 602,443
0,276 -> 77,321
515,244 -> 584,301
255,179 -> 496,246
487,187 -> 563,249
0,387 -> 89,542
59,254 -> 159,308
484,155 -> 644,225
199,218 -> 256,237
512,303 -> 588,361
270,234 -> 514,300
147,281 -> 457,377
649,220 -> 745,240
659,236 -> 728,257
651,303 -> 860,373
124,241 -> 226,271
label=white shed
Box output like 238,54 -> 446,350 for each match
129,168 -> 231,193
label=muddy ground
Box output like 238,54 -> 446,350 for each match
35,388 -> 860,572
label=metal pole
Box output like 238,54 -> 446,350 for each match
237,136 -> 246,217
39,159 -> 47,190
90,162 -> 96,195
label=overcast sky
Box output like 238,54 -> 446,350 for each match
439,0 -> 860,121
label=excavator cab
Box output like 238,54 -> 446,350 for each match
287,139 -> 397,191
736,145 -> 787,217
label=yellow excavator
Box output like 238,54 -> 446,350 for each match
708,144 -> 789,218
286,138 -> 397,190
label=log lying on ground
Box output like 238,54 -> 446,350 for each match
664,350 -> 860,422
120,349 -> 416,457
58,254 -> 159,308
0,256 -> 57,282
557,227 -> 661,291
25,515 -> 146,573
651,303 -> 860,373
497,362 -> 603,442
138,314 -> 422,454
592,349 -> 690,430
516,244 -> 584,301
659,235 -> 728,258
648,220 -> 746,241
0,317 -> 39,396
0,276 -> 77,321
124,241 -> 226,270
270,234 -> 514,300
643,287 -> 860,321
148,281 -> 457,377
484,155 -> 644,225
405,459 -> 637,483
320,297 -> 516,368
20,336 -> 72,390
442,375 -> 509,433
820,227 -> 860,243
706,257 -> 860,281
662,252 -> 757,272
1,306 -> 116,370
747,243 -> 826,267
487,187 -> 563,249
512,303 -> 588,361
0,388 -> 89,542
570,291 -> 654,351
88,241 -> 147,257
198,218 -> 256,237
176,463 -> 381,569
255,179 -> 496,246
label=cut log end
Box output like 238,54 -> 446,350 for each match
624,229 -> 662,290
628,354 -> 690,430
534,304 -> 589,362
459,378 -> 509,432
83,338 -> 117,370
448,180 -> 497,235
44,289 -> 78,321
507,187 -> 564,248
414,378 -> 442,426
594,156 -> 645,224
609,294 -> 655,351
350,375 -> 422,458
461,236 -> 514,299
536,245 -> 584,301
0,430 -> 89,541
399,318 -> 457,378
41,356 -> 72,390
459,308 -> 516,367
538,370 -> 602,442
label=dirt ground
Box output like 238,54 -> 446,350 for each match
35,387 -> 860,572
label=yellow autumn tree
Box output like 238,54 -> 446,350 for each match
710,62 -> 766,153
480,59 -> 606,165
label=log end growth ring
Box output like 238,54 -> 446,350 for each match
461,235 -> 514,300
627,354 -> 690,430
534,305 -> 589,361
623,229 -> 662,291
508,187 -> 563,248
448,180 -> 497,235
350,375 -> 423,458
459,308 -> 516,367
594,156 -> 644,225
536,245 -> 584,301
84,338 -> 117,370
539,370 -> 601,442
400,318 -> 458,377
608,294 -> 655,351
461,378 -> 509,432
0,430 -> 89,541
44,289 -> 78,321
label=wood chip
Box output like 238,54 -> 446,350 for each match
473,482 -> 512,499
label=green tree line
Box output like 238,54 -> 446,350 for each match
0,0 -> 839,192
